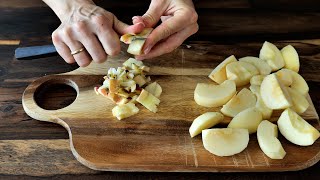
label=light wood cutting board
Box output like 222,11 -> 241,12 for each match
22,46 -> 320,172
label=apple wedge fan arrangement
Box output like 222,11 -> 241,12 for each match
95,30 -> 320,160
192,41 -> 319,159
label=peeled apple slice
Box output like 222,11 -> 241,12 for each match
137,89 -> 160,113
194,80 -> 236,108
189,112 -> 224,138
249,85 -> 273,119
221,88 -> 256,117
250,75 -> 266,86
145,82 -> 162,98
239,56 -> 272,75
278,69 -> 309,96
226,61 -> 259,87
275,69 -> 293,86
227,107 -> 263,134
257,120 -> 286,159
202,128 -> 249,156
286,87 -> 309,114
259,41 -> 285,71
208,55 -> 238,84
112,103 -> 139,120
277,108 -> 320,146
127,37 -> 146,55
260,74 -> 292,109
281,45 -> 300,72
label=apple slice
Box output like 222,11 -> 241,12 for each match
226,61 -> 259,87
145,82 -> 162,98
127,37 -> 147,55
278,69 -> 309,96
249,85 -> 273,119
123,58 -> 144,68
281,45 -> 300,72
259,41 -> 285,71
112,103 -> 139,120
202,128 -> 249,156
208,55 -> 238,84
277,108 -> 320,146
189,112 -> 224,138
137,89 -> 160,113
261,74 -> 292,109
227,107 -> 263,134
239,56 -> 272,75
194,80 -> 236,107
286,87 -> 309,114
275,69 -> 293,86
221,88 -> 256,117
257,120 -> 286,159
250,75 -> 266,86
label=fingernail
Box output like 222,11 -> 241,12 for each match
144,47 -> 151,54
136,22 -> 145,27
132,16 -> 139,20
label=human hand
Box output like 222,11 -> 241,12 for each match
44,0 -> 145,66
131,0 -> 198,60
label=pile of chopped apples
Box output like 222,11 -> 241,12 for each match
120,28 -> 153,55
190,42 -> 320,159
95,58 -> 162,120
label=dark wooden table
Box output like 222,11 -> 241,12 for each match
0,0 -> 319,179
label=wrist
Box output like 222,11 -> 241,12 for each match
43,0 -> 95,22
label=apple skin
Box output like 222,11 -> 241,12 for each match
189,112 -> 224,138
202,128 -> 249,157
257,120 -> 286,159
277,108 -> 320,146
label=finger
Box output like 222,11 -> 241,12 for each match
52,32 -> 75,64
63,33 -> 91,67
161,15 -> 173,22
74,21 -> 107,63
112,15 -> 145,35
136,23 -> 198,60
140,0 -> 169,27
143,10 -> 197,54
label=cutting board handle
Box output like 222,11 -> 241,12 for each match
22,75 -> 79,122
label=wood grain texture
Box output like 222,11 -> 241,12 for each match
21,42 -> 320,172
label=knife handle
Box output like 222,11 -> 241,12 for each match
15,44 -> 57,59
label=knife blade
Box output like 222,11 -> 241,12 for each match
15,44 -> 57,59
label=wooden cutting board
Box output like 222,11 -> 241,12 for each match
22,47 -> 320,172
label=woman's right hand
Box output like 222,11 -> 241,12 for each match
44,0 -> 145,67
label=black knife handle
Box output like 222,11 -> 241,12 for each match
15,44 -> 57,59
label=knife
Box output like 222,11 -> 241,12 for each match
15,44 -> 57,59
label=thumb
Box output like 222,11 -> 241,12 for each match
113,16 -> 145,35
133,0 -> 168,27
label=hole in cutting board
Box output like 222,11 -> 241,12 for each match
34,80 -> 78,110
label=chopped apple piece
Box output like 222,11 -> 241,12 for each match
239,56 -> 272,75
120,28 -> 153,44
112,103 -> 139,120
208,55 -> 237,84
250,75 -> 266,86
257,120 -> 286,159
279,69 -> 309,96
277,108 -> 320,146
202,128 -> 249,156
227,107 -> 263,134
275,69 -> 293,86
123,58 -> 144,68
281,45 -> 300,72
249,85 -> 273,119
221,88 -> 256,117
145,82 -> 162,98
194,80 -> 236,107
226,61 -> 259,87
259,41 -> 285,71
120,34 -> 135,44
286,87 -> 309,114
127,37 -> 147,55
137,89 -> 160,113
133,75 -> 147,87
260,74 -> 292,109
189,112 -> 224,138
